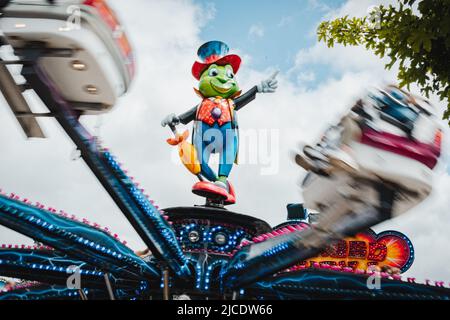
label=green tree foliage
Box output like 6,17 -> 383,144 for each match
317,0 -> 450,125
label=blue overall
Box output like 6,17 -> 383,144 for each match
193,121 -> 238,182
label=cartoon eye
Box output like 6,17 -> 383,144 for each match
226,69 -> 234,79
209,68 -> 219,77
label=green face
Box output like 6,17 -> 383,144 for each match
198,64 -> 240,98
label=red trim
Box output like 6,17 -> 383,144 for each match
224,181 -> 236,205
205,55 -> 220,64
434,130 -> 443,154
360,128 -> 440,169
192,181 -> 228,200
83,0 -> 134,80
192,55 -> 241,80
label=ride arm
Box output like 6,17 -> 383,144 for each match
19,45 -> 189,278
0,247 -> 141,289
223,184 -> 395,289
0,194 -> 160,281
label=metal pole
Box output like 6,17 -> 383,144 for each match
20,55 -> 187,275
78,289 -> 88,300
0,62 -> 44,138
104,273 -> 116,300
163,268 -> 170,300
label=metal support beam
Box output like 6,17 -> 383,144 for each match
104,273 -> 116,300
163,268 -> 170,300
0,60 -> 29,65
17,46 -> 189,278
78,289 -> 88,301
0,62 -> 45,138
14,112 -> 55,118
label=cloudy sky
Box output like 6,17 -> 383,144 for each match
0,0 -> 449,283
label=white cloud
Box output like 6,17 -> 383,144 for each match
324,0 -> 395,19
199,1 -> 217,24
297,71 -> 316,83
0,0 -> 449,285
248,24 -> 265,39
294,42 -> 390,74
277,16 -> 293,28
307,0 -> 331,12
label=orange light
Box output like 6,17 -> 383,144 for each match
84,0 -> 119,30
84,0 -> 135,78
434,129 -> 442,149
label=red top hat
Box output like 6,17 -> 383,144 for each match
192,41 -> 241,80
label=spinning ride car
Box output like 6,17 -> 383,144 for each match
296,85 -> 442,217
0,0 -> 134,139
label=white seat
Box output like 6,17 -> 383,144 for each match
0,0 -> 133,114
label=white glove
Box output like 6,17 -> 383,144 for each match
161,113 -> 180,127
257,70 -> 279,93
